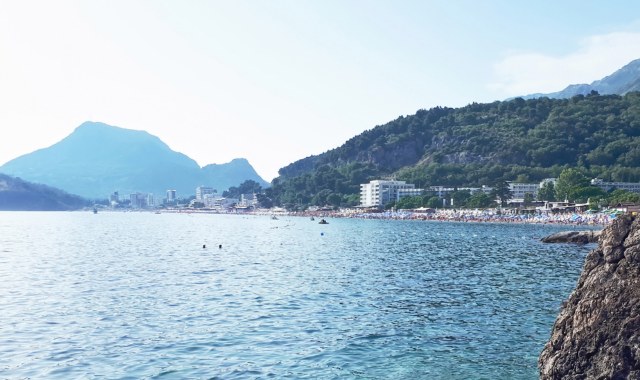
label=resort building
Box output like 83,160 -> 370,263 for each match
508,182 -> 540,201
591,178 -> 640,193
202,195 -> 239,210
196,186 -> 216,201
426,186 -> 491,198
238,193 -> 258,208
360,180 -> 418,207
397,188 -> 424,199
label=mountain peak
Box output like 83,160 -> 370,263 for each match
70,121 -> 153,140
0,122 -> 268,198
519,58 -> 640,100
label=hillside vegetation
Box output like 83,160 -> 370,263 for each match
268,91 -> 640,209
0,174 -> 88,211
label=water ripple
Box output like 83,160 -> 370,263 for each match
0,212 -> 591,379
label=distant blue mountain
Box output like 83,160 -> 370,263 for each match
520,58 -> 640,99
0,122 -> 269,199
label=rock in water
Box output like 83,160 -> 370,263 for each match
539,214 -> 640,379
541,230 -> 601,244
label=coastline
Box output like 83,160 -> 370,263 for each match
281,208 -> 613,227
143,207 -> 614,227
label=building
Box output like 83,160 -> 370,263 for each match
591,178 -> 640,194
238,193 -> 258,208
426,186 -> 491,198
196,186 -> 216,201
360,180 -> 418,207
130,192 -> 148,208
508,182 -> 540,201
166,189 -> 176,203
109,191 -> 119,204
146,193 -> 155,208
397,188 -> 424,199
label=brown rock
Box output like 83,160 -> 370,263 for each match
541,230 -> 601,244
539,215 -> 640,379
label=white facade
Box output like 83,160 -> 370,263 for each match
508,182 -> 539,200
360,180 -> 416,207
238,193 -> 258,207
591,178 -> 640,193
204,196 -> 238,209
196,186 -> 216,201
397,188 -> 424,199
427,186 -> 491,198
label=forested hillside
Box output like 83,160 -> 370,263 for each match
268,91 -> 640,209
0,174 -> 88,211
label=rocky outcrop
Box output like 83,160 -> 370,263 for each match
539,214 -> 640,379
541,230 -> 601,244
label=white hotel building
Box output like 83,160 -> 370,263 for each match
360,180 -> 418,207
508,182 -> 541,201
591,178 -> 640,193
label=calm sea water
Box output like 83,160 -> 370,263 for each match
0,211 -> 592,379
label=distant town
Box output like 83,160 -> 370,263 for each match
103,177 -> 640,215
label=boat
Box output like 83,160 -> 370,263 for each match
271,215 -> 278,220
93,207 -> 98,214
318,219 -> 328,224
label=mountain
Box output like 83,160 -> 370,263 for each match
0,122 -> 269,199
268,91 -> 640,208
201,158 -> 266,191
0,173 -> 88,211
521,58 -> 640,99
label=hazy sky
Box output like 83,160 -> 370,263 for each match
2,1 -> 640,181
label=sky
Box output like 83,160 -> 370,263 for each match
2,1 -> 640,181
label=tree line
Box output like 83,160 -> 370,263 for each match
392,168 -> 640,211
262,92 -> 640,210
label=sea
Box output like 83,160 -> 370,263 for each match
0,211 -> 594,379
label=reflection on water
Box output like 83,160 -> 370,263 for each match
0,212 -> 590,379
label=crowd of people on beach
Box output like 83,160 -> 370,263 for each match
286,208 -> 616,226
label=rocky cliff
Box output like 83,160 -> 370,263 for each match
539,214 -> 640,379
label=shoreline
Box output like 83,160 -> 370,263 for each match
86,207 -> 616,227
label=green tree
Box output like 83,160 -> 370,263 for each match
571,186 -> 606,203
523,192 -> 534,206
606,189 -> 640,206
491,181 -> 513,207
426,196 -> 442,208
223,180 -> 263,198
450,190 -> 472,208
327,193 -> 342,207
537,181 -> 556,202
396,196 -> 422,209
466,192 -> 492,208
554,168 -> 589,201
256,193 -> 273,208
